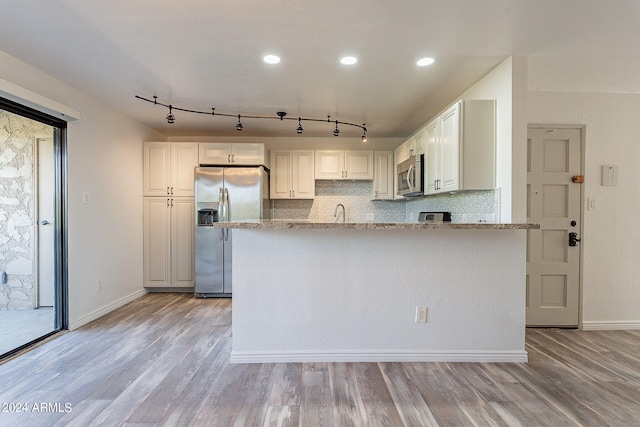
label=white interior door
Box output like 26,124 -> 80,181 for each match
37,138 -> 55,307
526,127 -> 582,326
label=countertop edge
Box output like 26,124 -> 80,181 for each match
212,222 -> 540,230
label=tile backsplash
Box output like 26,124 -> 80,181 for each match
271,181 -> 500,223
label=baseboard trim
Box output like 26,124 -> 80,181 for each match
69,288 -> 148,330
581,320 -> 640,331
230,349 -> 528,364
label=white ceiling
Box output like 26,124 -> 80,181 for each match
1,0 -> 639,138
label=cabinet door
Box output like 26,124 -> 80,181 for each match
143,197 -> 171,287
439,102 -> 460,192
143,142 -> 170,196
270,151 -> 293,199
170,143 -> 199,197
424,119 -> 439,195
199,143 -> 232,165
231,143 -> 264,165
393,145 -> 405,199
171,198 -> 195,287
373,151 -> 394,200
345,151 -> 373,180
292,150 -> 315,198
315,150 -> 344,179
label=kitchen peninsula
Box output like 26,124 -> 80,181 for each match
216,221 -> 538,364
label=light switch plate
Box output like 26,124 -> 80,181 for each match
601,165 -> 618,186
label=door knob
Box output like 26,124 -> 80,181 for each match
569,232 -> 581,247
40,220 -> 50,225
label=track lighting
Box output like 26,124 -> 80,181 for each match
137,95 -> 369,138
166,105 -> 175,124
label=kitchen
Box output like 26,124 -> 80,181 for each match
138,59 -> 534,363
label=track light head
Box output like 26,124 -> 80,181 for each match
361,126 -> 367,143
333,120 -> 340,136
236,114 -> 243,131
166,105 -> 175,124
296,117 -> 303,134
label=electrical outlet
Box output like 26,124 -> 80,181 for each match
97,278 -> 103,292
415,306 -> 428,323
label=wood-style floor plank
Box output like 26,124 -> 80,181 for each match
1,293 -> 640,426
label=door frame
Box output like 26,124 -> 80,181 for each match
527,124 -> 586,329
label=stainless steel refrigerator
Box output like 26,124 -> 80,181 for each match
194,165 -> 270,297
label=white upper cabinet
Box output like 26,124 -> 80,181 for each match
199,142 -> 264,165
144,142 -> 198,197
423,100 -> 496,195
315,150 -> 373,180
270,150 -> 315,199
373,151 -> 394,200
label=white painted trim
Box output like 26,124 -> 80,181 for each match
68,289 -> 148,330
581,321 -> 640,331
230,350 -> 528,364
0,77 -> 81,121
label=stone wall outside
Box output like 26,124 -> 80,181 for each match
0,110 -> 52,310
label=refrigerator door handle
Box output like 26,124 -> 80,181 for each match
223,187 -> 230,241
224,188 -> 229,221
219,188 -> 224,240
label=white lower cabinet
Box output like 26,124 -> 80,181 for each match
373,151 -> 394,200
270,150 -> 315,199
143,197 -> 194,288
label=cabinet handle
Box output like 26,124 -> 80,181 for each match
171,198 -> 174,207
292,190 -> 295,198
232,154 -> 235,162
167,186 -> 170,195
228,154 -> 231,163
375,190 -> 378,198
166,198 -> 170,207
170,186 -> 174,195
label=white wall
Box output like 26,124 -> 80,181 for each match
528,91 -> 640,328
0,50 -> 165,328
232,228 -> 527,363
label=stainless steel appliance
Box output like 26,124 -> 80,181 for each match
418,211 -> 451,223
397,154 -> 424,197
194,165 -> 270,297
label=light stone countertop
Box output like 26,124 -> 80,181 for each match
213,220 -> 539,230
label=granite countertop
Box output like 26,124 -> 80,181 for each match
213,220 -> 539,230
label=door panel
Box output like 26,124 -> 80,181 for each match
526,127 -> 582,326
37,138 -> 55,307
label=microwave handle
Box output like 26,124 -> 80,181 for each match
407,164 -> 414,193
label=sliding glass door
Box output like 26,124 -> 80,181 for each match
0,98 -> 67,358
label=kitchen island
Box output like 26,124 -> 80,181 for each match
215,221 -> 538,364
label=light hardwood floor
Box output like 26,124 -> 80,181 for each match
1,293 -> 639,426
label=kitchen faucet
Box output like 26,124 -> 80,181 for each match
333,203 -> 345,223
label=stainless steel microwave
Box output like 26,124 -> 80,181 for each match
397,154 -> 424,197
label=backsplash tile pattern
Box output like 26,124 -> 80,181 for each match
405,189 -> 501,223
272,181 -> 405,223
271,181 -> 500,223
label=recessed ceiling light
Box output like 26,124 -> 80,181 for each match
263,54 -> 281,64
340,56 -> 358,65
417,57 -> 435,67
